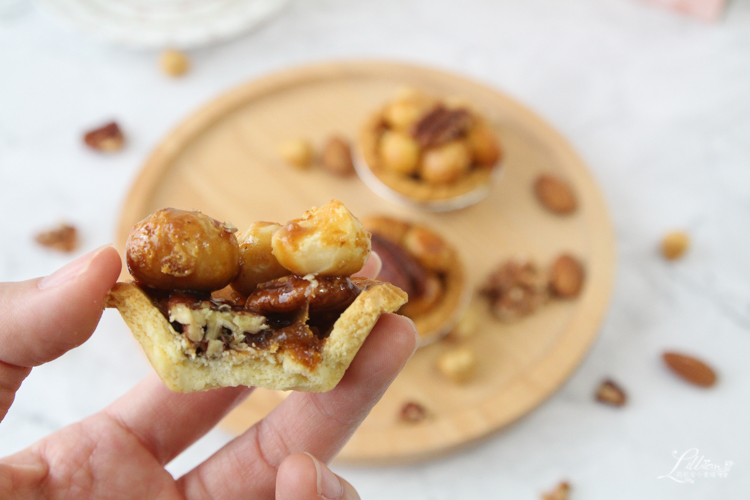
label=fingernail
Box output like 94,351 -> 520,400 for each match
39,245 -> 111,290
368,251 -> 382,278
304,452 -> 344,500
402,315 -> 420,355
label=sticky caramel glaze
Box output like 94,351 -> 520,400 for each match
137,276 -> 363,370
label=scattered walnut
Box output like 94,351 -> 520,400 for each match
542,481 -> 570,500
480,260 -> 548,321
662,351 -> 717,388
35,223 -> 78,252
320,135 -> 355,176
160,49 -> 190,77
549,254 -> 585,298
83,122 -> 125,152
661,231 -> 689,260
437,346 -> 477,384
278,139 -> 314,169
399,401 -> 428,423
595,379 -> 627,407
534,174 -> 577,214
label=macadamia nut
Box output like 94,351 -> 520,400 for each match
126,208 -> 240,291
279,139 -> 314,168
437,346 -> 477,383
272,200 -> 371,276
160,49 -> 190,77
379,130 -> 421,175
231,222 -> 291,295
467,123 -> 501,166
661,231 -> 690,260
420,140 -> 472,184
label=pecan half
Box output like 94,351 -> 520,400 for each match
84,122 -> 125,152
410,105 -> 473,149
245,275 -> 360,315
34,223 -> 78,252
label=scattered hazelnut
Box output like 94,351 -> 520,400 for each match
595,379 -> 627,407
437,346 -> 477,384
320,135 -> 355,176
419,140 -> 472,184
379,130 -> 421,175
542,481 -> 571,500
534,174 -> 577,214
83,122 -> 125,152
661,231 -> 689,260
160,49 -> 190,77
34,223 -> 78,252
549,254 -> 585,298
399,401 -> 428,423
662,351 -> 717,388
278,139 -> 314,169
271,200 -> 370,276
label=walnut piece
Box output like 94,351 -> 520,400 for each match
35,223 -> 78,252
411,105 -> 474,149
399,401 -> 428,423
661,231 -> 689,260
595,379 -> 627,407
320,135 -> 355,176
84,122 -> 125,152
542,481 -> 570,500
534,174 -> 577,214
480,260 -> 548,321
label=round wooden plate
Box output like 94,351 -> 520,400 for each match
115,60 -> 616,464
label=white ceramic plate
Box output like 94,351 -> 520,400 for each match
34,0 -> 289,49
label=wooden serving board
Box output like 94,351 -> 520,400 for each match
116,60 -> 616,464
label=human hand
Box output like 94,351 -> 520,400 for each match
0,246 -> 417,499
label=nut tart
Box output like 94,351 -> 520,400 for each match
106,201 -> 407,393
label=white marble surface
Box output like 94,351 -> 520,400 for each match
2,0 -> 750,497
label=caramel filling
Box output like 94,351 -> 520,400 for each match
141,276 -> 362,369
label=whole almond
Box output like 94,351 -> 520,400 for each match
662,352 -> 717,387
534,174 -> 577,214
549,254 -> 585,298
320,135 -> 355,176
595,379 -> 627,407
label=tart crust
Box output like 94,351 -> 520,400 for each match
106,280 -> 407,393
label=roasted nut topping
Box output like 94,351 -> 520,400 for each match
480,260 -> 548,321
534,174 -> 577,214
84,121 -> 125,152
662,351 -> 717,387
595,379 -> 627,407
320,136 -> 355,177
245,275 -> 360,316
379,130 -> 421,175
35,223 -> 78,252
420,140 -> 472,185
661,231 -> 690,260
467,123 -> 502,166
272,200 -> 370,276
549,254 -> 585,298
126,208 -> 240,291
411,105 -> 474,149
399,401 -> 428,423
231,222 -> 290,296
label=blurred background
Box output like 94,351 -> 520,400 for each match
1,0 -> 749,498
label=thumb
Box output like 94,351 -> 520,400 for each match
276,453 -> 360,500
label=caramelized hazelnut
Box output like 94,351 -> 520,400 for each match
126,208 -> 240,291
467,123 -> 501,166
419,140 -> 472,184
231,222 -> 290,296
402,226 -> 453,272
379,130 -> 421,175
272,200 -> 370,277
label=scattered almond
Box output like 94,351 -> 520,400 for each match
534,174 -> 577,214
83,122 -> 125,152
279,138 -> 314,169
595,379 -> 627,407
399,401 -> 428,423
35,223 -> 78,252
549,254 -> 585,298
661,231 -> 690,260
320,135 -> 355,176
437,346 -> 477,384
662,351 -> 717,387
160,49 -> 190,77
542,481 -> 571,500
